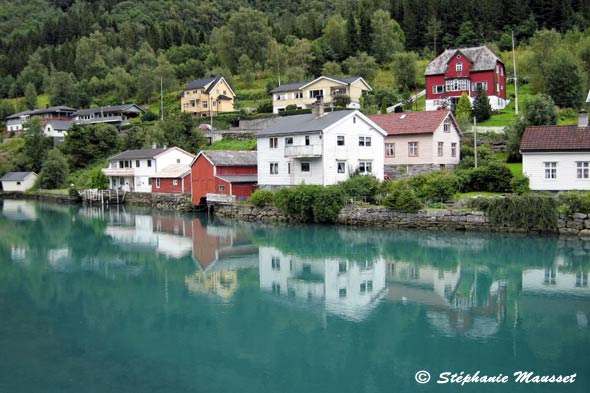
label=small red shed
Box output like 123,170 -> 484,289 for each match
191,150 -> 258,206
151,164 -> 192,194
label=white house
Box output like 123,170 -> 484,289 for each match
73,104 -> 144,127
0,172 -> 38,192
256,104 -> 387,189
521,112 -> 590,191
369,110 -> 462,178
5,106 -> 76,133
43,120 -> 73,146
102,147 -> 195,192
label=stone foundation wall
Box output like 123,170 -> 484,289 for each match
123,192 -> 196,212
558,213 -> 590,238
385,164 -> 458,179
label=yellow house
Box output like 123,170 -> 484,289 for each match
180,76 -> 236,116
269,75 -> 372,114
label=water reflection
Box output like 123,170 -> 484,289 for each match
1,201 -> 589,393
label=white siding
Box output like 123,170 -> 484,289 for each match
1,175 -> 37,192
523,152 -> 590,191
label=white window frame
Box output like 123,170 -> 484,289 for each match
358,161 -> 372,174
269,137 -> 278,148
472,81 -> 488,92
301,162 -> 311,173
409,142 -> 419,157
337,161 -> 346,174
309,89 -> 323,99
285,137 -> 293,145
438,141 -> 444,157
156,178 -> 160,188
359,136 -> 372,147
451,142 -> 457,157
219,185 -> 226,191
173,179 -> 179,186
444,118 -> 451,132
385,143 -> 395,157
294,92 -> 303,99
456,62 -> 463,72
544,162 -> 557,179
270,162 -> 279,175
577,162 -> 589,179
445,79 -> 468,92
432,85 -> 444,94
337,135 -> 345,146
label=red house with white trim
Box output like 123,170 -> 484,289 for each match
191,150 -> 258,206
151,164 -> 192,194
425,46 -> 508,112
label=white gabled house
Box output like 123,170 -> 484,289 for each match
256,103 -> 387,189
521,112 -> 590,191
102,147 -> 195,192
0,172 -> 38,192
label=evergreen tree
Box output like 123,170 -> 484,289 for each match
358,5 -> 373,53
37,148 -> 69,189
24,82 -> 38,110
18,118 -> 53,173
346,12 -> 360,56
545,52 -> 585,108
472,87 -> 493,122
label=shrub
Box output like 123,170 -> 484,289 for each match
337,175 -> 380,202
313,186 -> 345,223
510,175 -> 530,195
383,181 -> 423,212
558,191 -> 590,216
68,187 -> 80,198
37,149 -> 69,190
247,189 -> 275,207
420,172 -> 460,202
469,194 -> 558,231
460,162 -> 513,192
141,111 -> 159,122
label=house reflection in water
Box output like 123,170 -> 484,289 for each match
258,246 -> 387,321
386,260 -> 507,337
185,217 -> 258,300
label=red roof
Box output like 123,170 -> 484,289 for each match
368,110 -> 454,135
520,125 -> 590,152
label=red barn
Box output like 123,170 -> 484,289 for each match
191,150 -> 258,206
151,164 -> 192,194
425,46 -> 507,112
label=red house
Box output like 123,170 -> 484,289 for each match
151,164 -> 192,194
425,46 -> 507,112
191,150 -> 258,206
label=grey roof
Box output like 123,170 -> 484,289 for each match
269,76 -> 368,93
184,77 -> 219,92
425,46 -> 502,76
74,104 -> 144,116
153,164 -> 191,178
1,172 -> 37,181
45,120 -> 73,130
109,148 -> 168,161
200,150 -> 257,166
7,106 -> 77,119
216,175 -> 258,183
256,110 -> 354,136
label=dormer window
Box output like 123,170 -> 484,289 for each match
456,62 -> 463,72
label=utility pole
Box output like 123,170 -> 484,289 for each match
512,30 -> 519,116
474,116 -> 478,168
160,77 -> 164,121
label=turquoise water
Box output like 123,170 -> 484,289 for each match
0,200 -> 589,393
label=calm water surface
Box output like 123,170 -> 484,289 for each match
0,200 -> 589,393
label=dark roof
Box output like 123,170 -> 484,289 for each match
216,175 -> 258,183
368,110 -> 457,135
109,148 -> 169,161
425,46 -> 502,76
199,150 -> 257,166
520,125 -> 590,152
184,77 -> 219,91
7,106 -> 77,119
217,94 -> 232,101
269,76 -> 369,93
256,110 -> 354,136
45,120 -> 73,130
74,104 -> 144,116
0,172 -> 37,181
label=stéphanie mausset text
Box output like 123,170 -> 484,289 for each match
437,371 -> 577,386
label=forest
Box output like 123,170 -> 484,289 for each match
0,0 -> 590,120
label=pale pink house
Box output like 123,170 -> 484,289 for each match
369,110 -> 462,178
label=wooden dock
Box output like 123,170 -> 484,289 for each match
80,189 -> 125,205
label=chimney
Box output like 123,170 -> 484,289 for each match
312,96 -> 324,119
579,110 -> 588,127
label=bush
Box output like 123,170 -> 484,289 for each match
419,172 -> 460,202
383,181 -> 423,212
141,111 -> 159,122
313,186 -> 345,223
37,149 -> 69,190
510,175 -> 530,195
68,187 -> 80,198
247,189 -> 274,207
469,194 -> 558,231
459,162 -> 513,193
273,184 -> 344,223
337,175 -> 380,202
558,191 -> 590,216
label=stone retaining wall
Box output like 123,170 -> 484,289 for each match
0,191 -> 80,204
123,192 -> 196,212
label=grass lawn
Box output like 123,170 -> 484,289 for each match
495,152 -> 522,176
453,191 -> 503,199
208,138 -> 256,150
478,82 -> 532,127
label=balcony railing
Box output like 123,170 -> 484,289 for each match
102,168 -> 135,177
284,144 -> 323,158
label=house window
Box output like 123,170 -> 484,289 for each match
269,137 -> 278,148
147,160 -> 152,167
173,179 -> 179,186
472,82 -> 488,92
445,79 -> 468,92
309,89 -> 322,98
577,162 -> 589,179
212,101 -> 217,107
432,85 -> 444,94
358,161 -> 372,174
337,136 -> 345,146
294,92 -> 303,99
285,137 -> 293,145
451,142 -> 457,157
544,162 -> 557,179
156,178 -> 160,188
409,142 -> 419,157
135,160 -> 140,167
148,178 -> 152,186
305,135 -> 310,146
339,260 -> 347,273
337,161 -> 346,174
359,136 -> 371,147
301,162 -> 310,172
339,288 -> 347,298
219,185 -> 226,191
270,162 -> 279,175
271,256 -> 280,270
385,143 -> 395,157
438,142 -> 444,157
16,181 -> 21,186
276,93 -> 288,101
203,102 -> 208,108
444,118 -> 451,132
456,62 -> 463,72
288,162 -> 291,174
